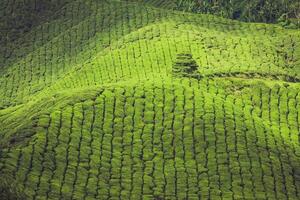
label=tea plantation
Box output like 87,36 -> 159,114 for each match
0,0 -> 300,199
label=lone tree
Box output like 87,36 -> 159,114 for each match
172,53 -> 201,79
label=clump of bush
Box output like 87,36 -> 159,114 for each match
173,53 -> 201,79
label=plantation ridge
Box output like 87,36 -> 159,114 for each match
0,0 -> 300,199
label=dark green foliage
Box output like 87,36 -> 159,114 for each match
176,0 -> 300,26
172,53 -> 201,79
0,174 -> 28,200
0,0 -> 70,44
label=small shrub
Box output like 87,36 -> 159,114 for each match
172,53 -> 201,79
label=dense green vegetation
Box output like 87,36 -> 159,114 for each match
0,0 -> 70,43
175,0 -> 300,26
0,0 -> 300,199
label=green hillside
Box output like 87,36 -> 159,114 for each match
0,0 -> 300,199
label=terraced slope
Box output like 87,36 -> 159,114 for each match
0,0 -> 300,199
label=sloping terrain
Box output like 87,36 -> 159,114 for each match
0,0 -> 300,199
